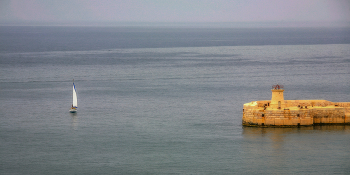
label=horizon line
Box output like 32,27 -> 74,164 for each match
1,21 -> 350,28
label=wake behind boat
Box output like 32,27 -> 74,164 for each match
69,80 -> 78,113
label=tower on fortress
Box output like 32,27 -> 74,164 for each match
270,84 -> 284,109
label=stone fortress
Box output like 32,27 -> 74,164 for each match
242,85 -> 350,127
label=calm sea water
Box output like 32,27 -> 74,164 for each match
1,26 -> 350,174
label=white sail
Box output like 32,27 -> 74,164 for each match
72,82 -> 77,107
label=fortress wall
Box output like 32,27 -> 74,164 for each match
284,100 -> 334,108
242,102 -> 349,126
334,102 -> 350,107
242,102 -> 261,125
346,108 -> 350,114
242,107 -> 314,126
243,103 -> 306,126
311,107 -> 349,124
257,101 -> 271,107
311,100 -> 334,107
244,100 -> 339,109
263,109 -> 313,126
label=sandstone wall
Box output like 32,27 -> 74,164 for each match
242,100 -> 350,127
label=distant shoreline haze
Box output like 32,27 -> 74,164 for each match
0,21 -> 349,28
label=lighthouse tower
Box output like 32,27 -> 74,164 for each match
270,84 -> 284,109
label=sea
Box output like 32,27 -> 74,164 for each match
1,25 -> 350,174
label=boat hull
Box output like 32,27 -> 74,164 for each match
69,108 -> 77,113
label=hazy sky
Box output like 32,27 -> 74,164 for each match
1,0 -> 349,25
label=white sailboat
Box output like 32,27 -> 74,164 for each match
69,80 -> 78,113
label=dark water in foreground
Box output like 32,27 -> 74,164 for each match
1,26 -> 350,174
